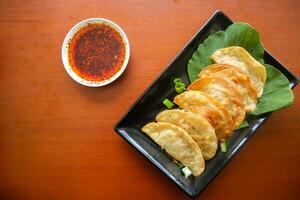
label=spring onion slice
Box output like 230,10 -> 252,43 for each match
174,78 -> 182,83
162,99 -> 174,109
173,78 -> 186,94
181,166 -> 192,178
175,85 -> 185,93
220,141 -> 228,152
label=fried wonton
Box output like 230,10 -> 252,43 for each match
174,91 -> 234,142
211,46 -> 266,97
188,77 -> 245,128
156,109 -> 218,160
198,64 -> 257,112
142,122 -> 205,176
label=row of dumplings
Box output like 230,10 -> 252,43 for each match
142,46 -> 267,176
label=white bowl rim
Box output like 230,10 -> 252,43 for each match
61,18 -> 130,87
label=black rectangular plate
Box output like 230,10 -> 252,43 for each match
114,10 -> 299,198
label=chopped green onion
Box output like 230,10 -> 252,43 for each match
175,82 -> 185,87
182,166 -> 192,178
174,78 -> 182,83
220,141 -> 228,152
173,77 -> 186,94
175,85 -> 185,93
162,98 -> 174,109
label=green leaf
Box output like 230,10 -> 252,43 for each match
188,23 -> 264,82
250,65 -> 294,115
187,22 -> 294,116
225,23 -> 264,60
188,31 -> 226,82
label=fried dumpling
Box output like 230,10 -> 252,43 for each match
156,109 -> 218,160
211,46 -> 266,97
198,64 -> 257,112
188,77 -> 245,128
174,91 -> 234,142
142,122 -> 205,176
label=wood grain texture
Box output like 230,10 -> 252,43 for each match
0,0 -> 299,199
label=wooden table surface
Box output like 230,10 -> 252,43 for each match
1,0 -> 300,199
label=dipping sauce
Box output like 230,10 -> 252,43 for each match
68,23 -> 126,81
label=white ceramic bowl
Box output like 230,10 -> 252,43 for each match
61,18 -> 130,87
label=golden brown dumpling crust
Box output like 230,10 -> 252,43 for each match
211,46 -> 266,97
188,77 -> 245,129
198,64 -> 257,112
174,91 -> 234,142
156,109 -> 218,160
142,122 -> 205,176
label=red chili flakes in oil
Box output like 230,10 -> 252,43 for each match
68,23 -> 126,81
